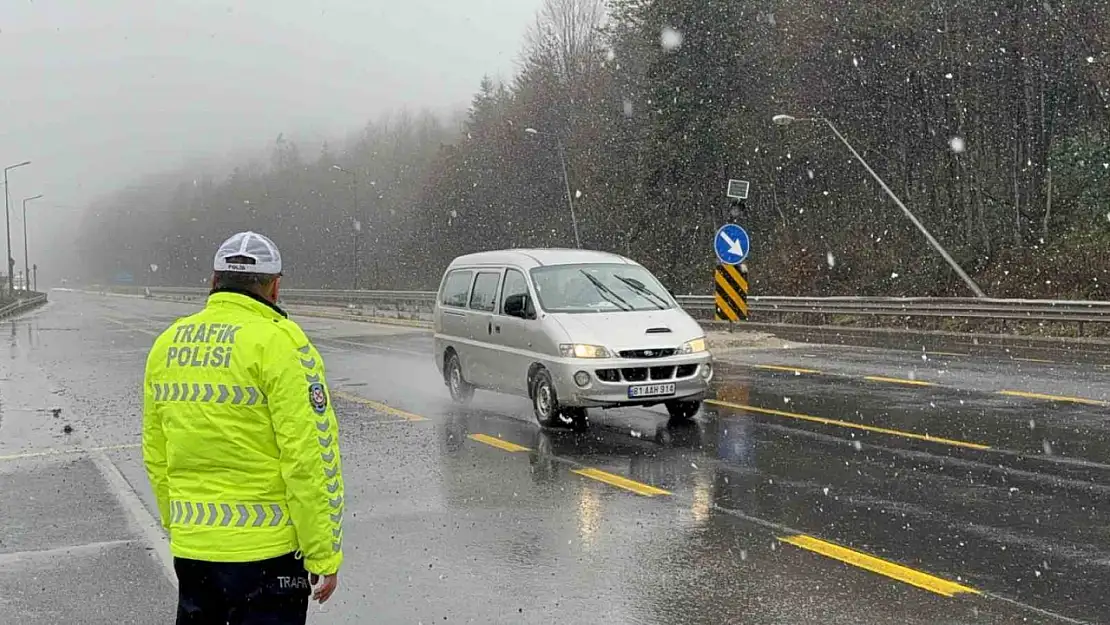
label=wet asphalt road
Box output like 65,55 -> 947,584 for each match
1,290 -> 1108,624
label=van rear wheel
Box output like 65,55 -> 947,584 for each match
445,352 -> 474,403
665,400 -> 701,421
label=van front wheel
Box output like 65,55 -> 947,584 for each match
531,369 -> 559,427
445,352 -> 474,403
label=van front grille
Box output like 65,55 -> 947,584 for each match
596,369 -> 620,383
618,348 -> 676,359
676,364 -> 697,378
596,366 -> 694,383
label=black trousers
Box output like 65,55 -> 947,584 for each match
174,552 -> 310,625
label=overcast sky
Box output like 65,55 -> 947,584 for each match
0,0 -> 542,282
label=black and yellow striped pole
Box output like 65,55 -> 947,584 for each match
716,181 -> 751,325
714,263 -> 749,322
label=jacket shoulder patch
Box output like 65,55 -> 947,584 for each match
309,382 -> 328,414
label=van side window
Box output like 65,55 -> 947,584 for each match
440,270 -> 473,308
500,269 -> 530,314
468,271 -> 501,312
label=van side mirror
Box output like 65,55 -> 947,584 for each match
504,293 -> 534,319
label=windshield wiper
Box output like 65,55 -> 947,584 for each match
614,275 -> 668,310
580,271 -> 633,311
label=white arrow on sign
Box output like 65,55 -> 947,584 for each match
720,231 -> 745,257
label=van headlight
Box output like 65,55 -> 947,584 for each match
559,344 -> 612,359
679,337 -> 707,354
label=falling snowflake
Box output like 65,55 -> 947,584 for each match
575,190 -> 582,199
1087,56 -> 1096,64
949,137 -> 966,153
149,264 -> 159,272
807,169 -> 815,179
623,98 -> 634,117
891,272 -> 900,279
605,49 -> 616,62
826,252 -> 836,268
945,72 -> 954,79
661,27 -> 683,51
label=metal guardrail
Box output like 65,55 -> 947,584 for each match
0,291 -> 48,320
91,285 -> 1110,326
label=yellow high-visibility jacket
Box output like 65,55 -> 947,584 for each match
142,290 -> 345,575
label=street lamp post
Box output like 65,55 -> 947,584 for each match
525,128 -> 581,248
331,165 -> 361,289
3,161 -> 31,295
22,194 -> 43,292
772,114 -> 986,298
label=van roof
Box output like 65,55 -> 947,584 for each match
447,248 -> 636,270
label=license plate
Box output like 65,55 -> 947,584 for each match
628,383 -> 676,398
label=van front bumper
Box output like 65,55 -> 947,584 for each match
548,352 -> 713,408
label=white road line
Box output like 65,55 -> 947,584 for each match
90,451 -> 177,589
0,539 -> 135,566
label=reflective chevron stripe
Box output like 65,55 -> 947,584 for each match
170,500 -> 293,527
297,342 -> 344,552
153,383 -> 266,405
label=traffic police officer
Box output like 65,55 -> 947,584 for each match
143,231 -> 345,624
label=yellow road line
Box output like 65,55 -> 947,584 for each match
706,400 -> 991,450
779,535 -> 979,597
754,364 -> 821,375
997,390 -> 1107,407
334,391 -> 428,421
468,433 -> 531,453
572,467 -> 671,497
0,443 -> 141,462
864,375 -> 936,387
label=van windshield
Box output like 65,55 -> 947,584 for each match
530,263 -> 674,313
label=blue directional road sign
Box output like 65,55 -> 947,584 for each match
714,223 -> 750,265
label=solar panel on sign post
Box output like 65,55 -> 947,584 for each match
727,179 -> 750,200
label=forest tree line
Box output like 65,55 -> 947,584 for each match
77,0 -> 1110,298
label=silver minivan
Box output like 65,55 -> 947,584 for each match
432,249 -> 713,428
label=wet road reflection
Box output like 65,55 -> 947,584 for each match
21,291 -> 1107,624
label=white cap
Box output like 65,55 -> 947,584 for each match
213,231 -> 282,275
